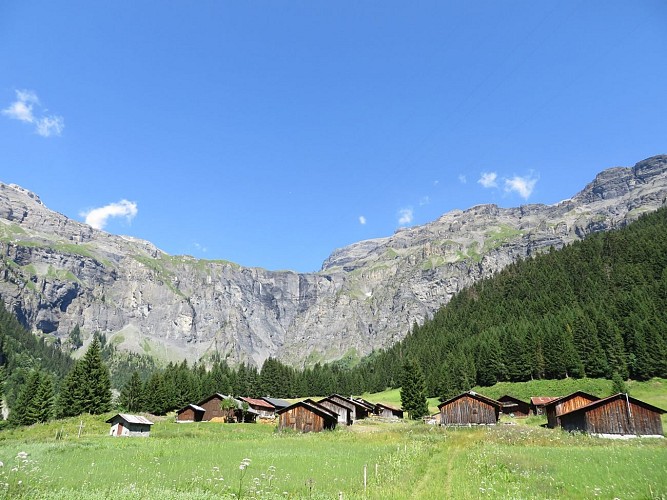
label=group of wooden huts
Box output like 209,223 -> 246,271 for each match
275,395 -> 403,433
173,392 -> 404,433
436,390 -> 665,438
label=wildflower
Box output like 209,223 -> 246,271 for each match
0,461 -> 3,467
17,452 -> 28,460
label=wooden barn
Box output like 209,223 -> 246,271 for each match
176,403 -> 206,423
239,397 -> 275,418
497,395 -> 530,417
196,393 -> 259,423
276,400 -> 338,433
352,397 -> 377,414
328,394 -> 370,421
438,391 -> 501,426
375,403 -> 404,419
530,396 -> 560,415
559,393 -> 666,438
544,391 -> 600,429
317,396 -> 353,426
107,414 -> 154,437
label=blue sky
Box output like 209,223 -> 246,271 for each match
1,2 -> 666,272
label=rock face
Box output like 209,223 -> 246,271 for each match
1,156 -> 666,367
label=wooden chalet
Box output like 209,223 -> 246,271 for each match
375,403 -> 404,419
176,403 -> 206,423
438,391 -> 501,426
497,395 -> 530,417
544,391 -> 600,429
239,397 -> 275,418
559,393 -> 666,438
317,396 -> 353,426
107,414 -> 154,437
276,399 -> 338,433
530,396 -> 561,415
196,393 -> 259,423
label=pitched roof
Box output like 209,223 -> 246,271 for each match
261,397 -> 291,408
177,403 -> 206,414
438,391 -> 502,409
106,413 -> 154,425
497,395 -> 529,405
530,396 -> 560,406
239,397 -> 275,410
559,393 -> 667,418
375,402 -> 403,412
543,391 -> 599,409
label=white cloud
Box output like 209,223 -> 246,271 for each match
2,89 -> 64,137
419,196 -> 430,206
398,208 -> 413,226
477,172 -> 498,188
81,200 -> 138,230
458,174 -> 467,184
194,242 -> 208,253
504,175 -> 538,199
359,215 -> 366,225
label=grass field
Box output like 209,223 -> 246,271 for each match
0,378 -> 665,499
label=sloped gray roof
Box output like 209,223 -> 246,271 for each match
107,413 -> 154,425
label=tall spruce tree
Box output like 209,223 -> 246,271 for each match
400,357 -> 429,420
119,371 -> 144,413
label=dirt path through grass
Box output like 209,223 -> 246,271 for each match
409,428 -> 484,499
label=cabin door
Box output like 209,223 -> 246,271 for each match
116,423 -> 124,436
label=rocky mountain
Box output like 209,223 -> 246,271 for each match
1,155 -> 666,367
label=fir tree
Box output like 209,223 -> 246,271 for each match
610,372 -> 628,395
400,357 -> 429,420
119,371 -> 144,413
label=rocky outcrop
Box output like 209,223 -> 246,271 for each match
1,156 -> 666,367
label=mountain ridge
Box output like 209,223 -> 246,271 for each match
1,155 -> 666,367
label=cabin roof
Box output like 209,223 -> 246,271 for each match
497,395 -> 529,405
239,397 -> 275,410
543,391 -> 599,408
559,393 -> 667,418
530,396 -> 561,406
261,397 -> 291,408
438,391 -> 502,409
106,413 -> 154,425
375,402 -> 402,412
177,403 -> 206,414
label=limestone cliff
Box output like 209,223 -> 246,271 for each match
1,155 -> 666,366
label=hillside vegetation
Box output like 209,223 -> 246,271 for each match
349,206 -> 667,399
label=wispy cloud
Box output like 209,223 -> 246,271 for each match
193,242 -> 208,253
477,172 -> 498,189
80,200 -> 138,230
359,215 -> 367,225
458,174 -> 467,184
419,196 -> 430,206
504,175 -> 538,199
2,89 -> 64,137
398,208 -> 413,226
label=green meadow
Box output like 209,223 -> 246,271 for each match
1,378 -> 666,499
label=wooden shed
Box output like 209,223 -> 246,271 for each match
196,393 -> 259,423
375,403 -> 404,419
176,403 -> 206,423
497,395 -> 530,417
352,397 -> 377,414
276,400 -> 338,433
106,414 -> 154,437
317,397 -> 353,426
438,391 -> 501,426
544,391 -> 600,429
559,393 -> 666,438
530,396 -> 561,415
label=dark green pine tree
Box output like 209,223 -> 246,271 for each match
9,370 -> 42,426
610,372 -> 628,395
400,357 -> 429,420
119,371 -> 144,413
79,336 -> 112,414
56,362 -> 86,418
34,374 -> 55,423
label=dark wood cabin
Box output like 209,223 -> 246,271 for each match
239,397 -> 275,418
106,414 -> 154,437
276,400 -> 338,433
559,393 -> 666,437
352,397 -> 377,414
176,403 -> 206,423
375,403 -> 404,419
530,396 -> 561,416
196,393 -> 258,423
544,391 -> 600,429
317,397 -> 353,426
438,391 -> 501,426
497,395 -> 530,418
